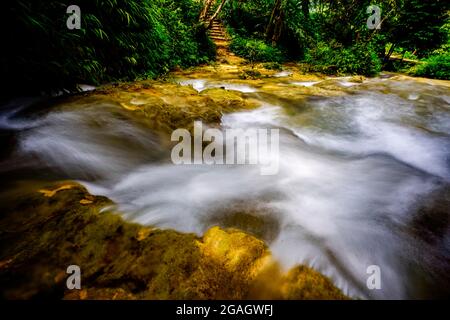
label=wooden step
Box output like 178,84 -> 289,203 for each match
206,20 -> 229,45
211,38 -> 228,42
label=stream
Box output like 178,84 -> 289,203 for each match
1,74 -> 449,299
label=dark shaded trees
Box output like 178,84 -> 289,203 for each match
385,0 -> 450,59
3,0 -> 215,95
265,0 -> 284,44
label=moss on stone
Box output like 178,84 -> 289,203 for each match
0,182 -> 348,300
92,81 -> 259,132
281,266 -> 348,300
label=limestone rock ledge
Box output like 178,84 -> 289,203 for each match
0,182 -> 347,300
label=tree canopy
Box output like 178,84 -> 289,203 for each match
2,0 -> 449,96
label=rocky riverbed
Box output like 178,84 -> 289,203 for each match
1,59 -> 449,299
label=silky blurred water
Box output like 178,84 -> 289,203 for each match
1,76 -> 449,299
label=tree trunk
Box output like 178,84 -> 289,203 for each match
271,11 -> 284,44
400,49 -> 407,63
383,42 -> 396,65
265,0 -> 283,42
200,0 -> 215,21
206,0 -> 228,29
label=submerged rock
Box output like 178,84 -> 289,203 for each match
40,80 -> 260,137
203,201 -> 281,243
0,182 -> 347,300
348,76 -> 366,83
95,81 -> 259,132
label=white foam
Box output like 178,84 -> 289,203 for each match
291,81 -> 320,87
178,79 -> 257,93
274,70 -> 293,78
178,79 -> 207,92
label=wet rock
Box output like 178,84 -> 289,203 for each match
239,69 -> 263,80
0,182 -> 347,300
411,185 -> 450,245
53,81 -> 260,134
314,79 -> 350,91
348,76 -> 366,83
281,266 -> 349,299
200,88 -> 259,112
203,201 -> 281,243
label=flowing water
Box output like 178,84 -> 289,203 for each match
1,75 -> 449,299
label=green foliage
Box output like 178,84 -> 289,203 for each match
222,0 -> 449,77
223,0 -> 309,59
240,69 -> 263,80
229,34 -> 284,64
385,0 -> 450,58
432,21 -> 450,56
4,0 -> 449,92
223,0 -> 273,36
413,54 -> 450,80
403,51 -> 418,60
313,0 -> 373,46
4,0 -> 215,95
263,62 -> 283,70
305,42 -> 382,76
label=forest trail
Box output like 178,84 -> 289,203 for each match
209,20 -> 229,56
205,7 -> 242,65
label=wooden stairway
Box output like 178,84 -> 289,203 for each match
209,19 -> 228,43
200,1 -> 243,64
205,7 -> 232,60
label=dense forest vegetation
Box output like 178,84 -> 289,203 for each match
223,0 -> 450,77
4,0 -> 215,95
3,0 -> 450,96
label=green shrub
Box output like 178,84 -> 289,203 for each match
263,62 -> 283,70
413,54 -> 450,80
239,69 -> 262,79
222,0 -> 309,59
305,42 -> 382,76
229,35 -> 284,64
4,0 -> 215,96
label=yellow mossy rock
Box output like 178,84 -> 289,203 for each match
52,80 -> 260,137
281,266 -> 348,300
348,76 -> 366,83
94,81 -> 259,132
202,227 -> 266,262
0,182 -> 348,300
200,226 -> 269,278
38,184 -> 78,197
